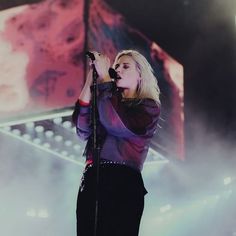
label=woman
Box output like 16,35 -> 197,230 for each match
72,49 -> 161,236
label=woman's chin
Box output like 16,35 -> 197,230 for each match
116,80 -> 124,87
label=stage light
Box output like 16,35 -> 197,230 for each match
38,209 -> 49,218
73,144 -> 81,151
43,142 -> 51,148
65,140 -> 72,146
25,122 -> 35,129
160,204 -> 172,213
45,130 -> 54,138
55,135 -> 63,142
26,208 -> 36,217
11,128 -> 21,136
22,134 -> 31,140
0,110 -> 73,128
61,150 -> 68,156
224,177 -> 232,185
33,138 -> 41,144
53,117 -> 62,124
62,120 -> 72,129
35,125 -> 44,133
0,124 -> 84,166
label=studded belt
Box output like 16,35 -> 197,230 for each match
85,159 -> 128,169
79,159 -> 136,192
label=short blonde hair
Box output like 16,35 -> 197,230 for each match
113,50 -> 160,105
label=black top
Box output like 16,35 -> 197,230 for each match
72,81 -> 160,171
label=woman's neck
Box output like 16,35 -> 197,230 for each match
122,88 -> 137,99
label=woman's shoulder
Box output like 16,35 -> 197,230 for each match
139,98 -> 159,107
123,97 -> 160,114
138,98 -> 160,112
141,98 -> 160,114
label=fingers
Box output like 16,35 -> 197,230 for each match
88,52 -> 101,67
91,51 -> 101,60
92,52 -> 110,65
89,52 -> 110,78
90,51 -> 110,62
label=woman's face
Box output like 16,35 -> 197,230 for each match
114,55 -> 140,90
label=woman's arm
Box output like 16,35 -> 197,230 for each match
72,70 -> 93,140
72,52 -> 112,140
97,82 -> 160,138
79,69 -> 92,104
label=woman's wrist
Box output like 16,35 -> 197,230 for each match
78,99 -> 90,106
99,74 -> 112,83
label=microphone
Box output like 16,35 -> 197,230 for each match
108,68 -> 120,81
86,52 -> 120,81
85,51 -> 95,61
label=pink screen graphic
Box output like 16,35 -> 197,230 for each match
0,0 -> 184,159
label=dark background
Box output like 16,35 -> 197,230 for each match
1,0 -> 235,154
105,0 -> 236,141
0,2 -> 235,236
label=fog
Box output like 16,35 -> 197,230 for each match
0,115 -> 235,236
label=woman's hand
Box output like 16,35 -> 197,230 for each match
78,70 -> 92,103
92,52 -> 111,82
78,51 -> 111,103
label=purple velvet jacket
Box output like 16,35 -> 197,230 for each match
72,82 -> 160,171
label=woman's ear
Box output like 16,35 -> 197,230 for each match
136,78 -> 141,92
136,64 -> 141,78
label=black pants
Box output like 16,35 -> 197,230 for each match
76,164 -> 147,236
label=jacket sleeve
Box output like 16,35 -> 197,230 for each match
72,100 -> 91,140
97,82 -> 160,138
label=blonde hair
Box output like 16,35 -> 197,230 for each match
113,50 -> 160,105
